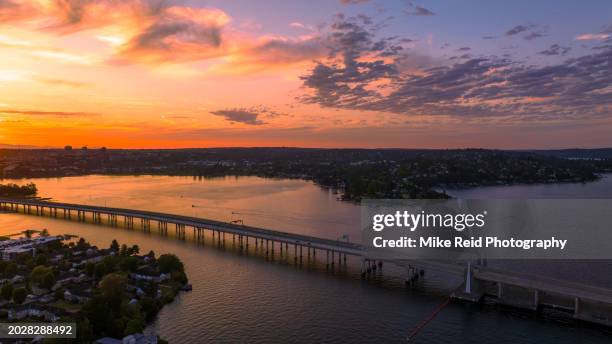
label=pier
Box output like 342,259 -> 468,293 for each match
1,198 -> 612,327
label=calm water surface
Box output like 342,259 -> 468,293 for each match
0,175 -> 611,343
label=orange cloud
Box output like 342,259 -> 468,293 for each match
0,0 -> 334,77
114,6 -> 231,64
0,1 -> 232,63
210,35 -> 327,75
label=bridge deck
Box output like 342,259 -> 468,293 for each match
475,267 -> 612,304
0,198 -> 364,255
2,198 -> 612,311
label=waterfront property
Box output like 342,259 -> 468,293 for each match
1,198 -> 612,328
0,229 -> 188,342
0,235 -> 63,260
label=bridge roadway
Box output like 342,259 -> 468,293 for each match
1,198 -> 612,326
0,198 -> 468,275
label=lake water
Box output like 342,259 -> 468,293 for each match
0,175 -> 611,343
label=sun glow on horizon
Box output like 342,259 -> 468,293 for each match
0,0 -> 611,149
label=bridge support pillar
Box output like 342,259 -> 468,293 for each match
574,297 -> 580,317
405,265 -> 421,286
361,259 -> 366,277
465,262 -> 473,294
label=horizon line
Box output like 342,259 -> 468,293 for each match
2,145 -> 612,151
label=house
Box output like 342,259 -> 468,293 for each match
129,267 -> 169,283
11,275 -> 24,284
49,253 -> 65,264
64,288 -> 93,304
31,286 -> 51,296
126,284 -> 145,297
95,334 -> 157,344
53,271 -> 90,290
72,252 -> 107,267
0,236 -> 63,260
8,305 -> 29,320
122,334 -> 158,344
8,303 -> 64,322
95,338 -> 122,344
38,293 -> 56,304
53,272 -> 79,290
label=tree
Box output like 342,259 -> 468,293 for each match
12,288 -> 27,304
146,250 -> 155,259
81,297 -> 114,335
139,297 -> 159,321
157,254 -> 184,274
119,257 -> 139,272
99,273 -> 127,308
25,258 -> 35,270
30,265 -> 51,282
5,262 -> 17,277
124,316 -> 145,336
76,318 -> 94,342
1,283 -> 13,300
41,272 -> 55,290
131,245 -> 140,255
120,244 -> 128,256
40,229 -> 49,237
94,263 -> 106,279
102,256 -> 117,273
171,271 -> 188,285
85,262 -> 95,276
31,266 -> 55,290
110,239 -> 119,251
54,288 -> 64,300
35,253 -> 48,266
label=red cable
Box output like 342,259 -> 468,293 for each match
407,297 -> 452,341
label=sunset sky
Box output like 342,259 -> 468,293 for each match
0,0 -> 611,149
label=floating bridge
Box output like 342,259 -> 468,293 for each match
1,198 -> 611,327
